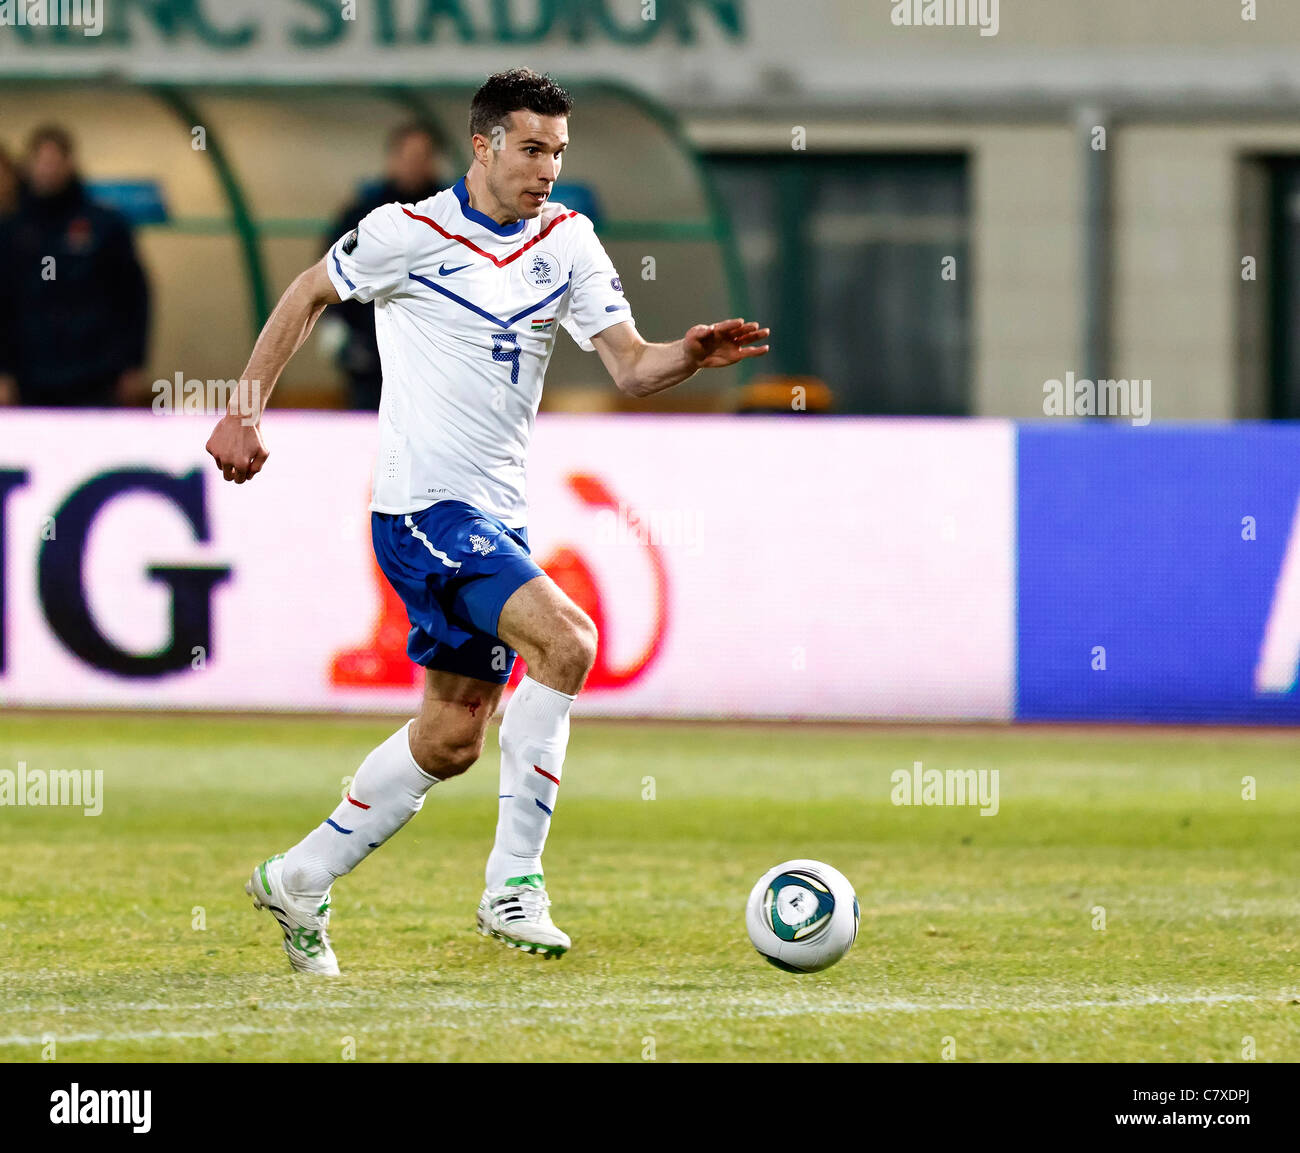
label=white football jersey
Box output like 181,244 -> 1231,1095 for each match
325,177 -> 633,526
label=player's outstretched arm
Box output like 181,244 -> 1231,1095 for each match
591,319 -> 770,400
205,257 -> 341,484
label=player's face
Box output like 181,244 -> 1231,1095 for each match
486,111 -> 568,221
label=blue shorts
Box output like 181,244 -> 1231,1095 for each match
371,500 -> 544,684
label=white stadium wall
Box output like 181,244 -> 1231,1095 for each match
0,412 -> 1017,720
9,1 -> 1300,105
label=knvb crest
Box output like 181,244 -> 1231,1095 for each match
524,251 -> 560,289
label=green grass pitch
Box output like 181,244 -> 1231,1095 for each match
0,712 -> 1297,1062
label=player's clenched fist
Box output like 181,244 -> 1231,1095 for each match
206,413 -> 269,485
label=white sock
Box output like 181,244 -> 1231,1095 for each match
281,721 -> 439,896
485,676 -> 575,890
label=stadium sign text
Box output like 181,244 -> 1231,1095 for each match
0,0 -> 745,48
0,466 -> 231,679
0,413 -> 1015,718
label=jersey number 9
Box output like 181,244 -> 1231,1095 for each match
491,332 -> 521,386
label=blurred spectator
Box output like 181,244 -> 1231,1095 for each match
0,125 -> 150,408
324,122 -> 447,410
0,143 -> 20,219
0,145 -> 19,405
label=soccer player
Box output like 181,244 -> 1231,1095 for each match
205,69 -> 769,974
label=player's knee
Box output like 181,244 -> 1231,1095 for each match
552,611 -> 597,680
409,725 -> 484,779
429,737 -> 483,778
513,607 -> 597,691
436,739 -> 482,778
576,614 -> 599,673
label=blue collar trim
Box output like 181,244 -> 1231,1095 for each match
454,177 -> 526,237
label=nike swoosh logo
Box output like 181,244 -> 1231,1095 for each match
438,263 -> 471,276
605,304 -> 629,312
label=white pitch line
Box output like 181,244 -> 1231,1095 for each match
0,991 -> 1274,1045
0,1024 -> 297,1045
0,991 -> 1269,1016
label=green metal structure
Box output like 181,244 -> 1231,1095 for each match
2,77 -> 748,350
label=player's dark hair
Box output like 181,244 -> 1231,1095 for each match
469,69 -> 573,142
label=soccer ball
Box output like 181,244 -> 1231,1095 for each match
745,859 -> 859,973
